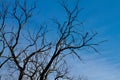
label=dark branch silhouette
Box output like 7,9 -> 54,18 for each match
0,0 -> 102,80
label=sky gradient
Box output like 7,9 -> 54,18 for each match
37,0 -> 120,80
70,0 -> 120,80
36,0 -> 120,80
1,0 -> 119,80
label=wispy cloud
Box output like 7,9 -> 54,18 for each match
69,51 -> 120,80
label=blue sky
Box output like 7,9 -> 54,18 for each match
36,0 -> 120,80
1,0 -> 120,80
69,0 -> 120,80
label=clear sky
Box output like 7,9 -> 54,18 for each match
37,0 -> 120,80
76,0 -> 120,80
0,0 -> 120,80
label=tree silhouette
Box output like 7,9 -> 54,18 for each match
0,0 -> 102,80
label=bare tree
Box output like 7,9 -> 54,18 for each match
0,0 -> 102,80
